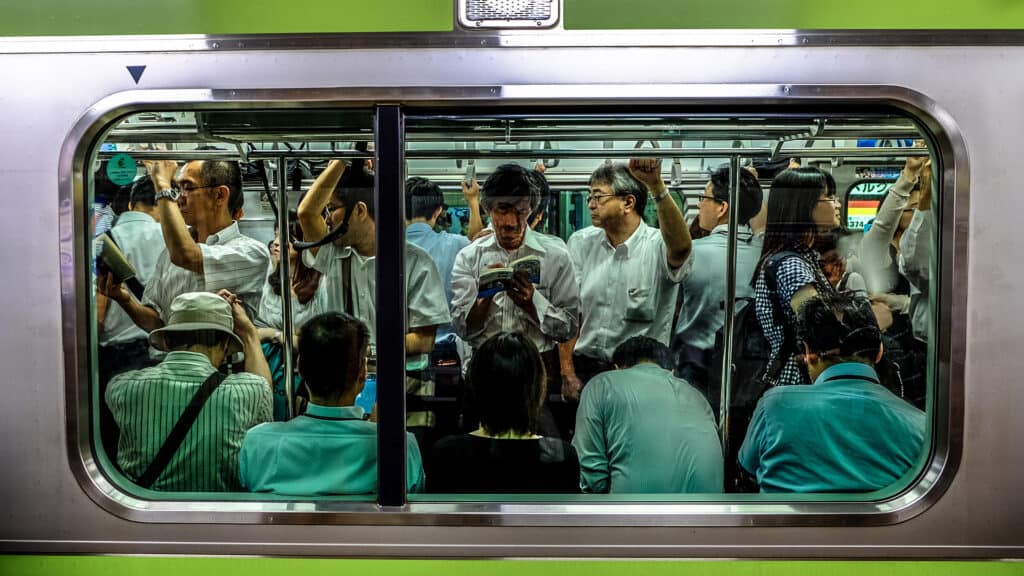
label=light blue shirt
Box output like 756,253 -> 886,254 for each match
406,221 -> 470,340
738,362 -> 926,493
238,403 -> 425,495
674,224 -> 762,350
572,363 -> 724,493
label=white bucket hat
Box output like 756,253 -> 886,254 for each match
148,292 -> 244,356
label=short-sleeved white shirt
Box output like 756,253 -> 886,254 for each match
568,222 -> 691,362
101,212 -> 165,345
303,240 -> 451,346
142,221 -> 271,322
450,227 -> 579,352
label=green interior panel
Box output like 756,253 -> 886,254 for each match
564,0 -> 1024,29
3,557 -> 1023,575
0,0 -> 453,36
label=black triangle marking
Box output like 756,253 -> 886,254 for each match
127,65 -> 146,84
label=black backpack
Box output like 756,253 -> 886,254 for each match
707,250 -> 801,491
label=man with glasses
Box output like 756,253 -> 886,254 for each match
559,159 -> 692,404
672,164 -> 763,396
450,164 -> 579,434
100,159 -> 271,333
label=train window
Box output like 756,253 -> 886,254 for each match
402,112 -> 935,501
81,104 -> 941,514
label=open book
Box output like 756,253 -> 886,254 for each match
478,255 -> 541,298
97,233 -> 144,299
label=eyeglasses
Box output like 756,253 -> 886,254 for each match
818,196 -> 839,205
697,195 -> 721,204
585,193 -> 619,205
175,183 -> 219,196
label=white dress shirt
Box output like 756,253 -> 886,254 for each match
568,222 -> 691,362
303,240 -> 451,347
142,221 -> 271,322
101,212 -> 165,345
450,227 -> 579,352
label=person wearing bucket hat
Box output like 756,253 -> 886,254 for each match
106,290 -> 273,492
98,158 -> 271,335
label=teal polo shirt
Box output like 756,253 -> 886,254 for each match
572,363 -> 724,494
738,362 -> 926,493
239,403 -> 425,495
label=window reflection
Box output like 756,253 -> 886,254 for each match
92,110 -> 935,500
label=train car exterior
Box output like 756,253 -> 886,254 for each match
2,1 -> 1024,574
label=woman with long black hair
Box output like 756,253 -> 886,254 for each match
752,167 -> 841,387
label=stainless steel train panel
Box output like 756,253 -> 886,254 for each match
0,30 -> 1019,557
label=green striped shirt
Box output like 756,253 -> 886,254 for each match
106,351 -> 272,492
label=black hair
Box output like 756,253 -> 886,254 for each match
162,329 -> 231,352
298,312 -> 370,400
823,170 -> 838,199
467,332 -> 546,436
754,167 -> 831,277
708,164 -> 765,226
589,162 -> 650,217
526,169 -> 551,226
796,293 -> 882,364
612,336 -> 673,370
196,160 -> 243,217
405,176 -> 444,221
751,157 -> 801,180
110,183 -> 133,215
332,158 -> 376,220
481,164 -> 539,213
129,176 -> 156,209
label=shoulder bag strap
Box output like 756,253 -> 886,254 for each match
135,370 -> 227,489
763,251 -> 800,381
342,254 -> 353,315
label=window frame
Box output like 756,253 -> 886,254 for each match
61,85 -> 966,526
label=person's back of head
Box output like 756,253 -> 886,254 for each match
405,176 -> 444,222
526,169 -> 551,228
467,332 -> 546,436
129,175 -> 157,212
481,164 -> 539,214
298,312 -> 371,404
612,336 -> 673,371
708,164 -> 764,226
796,293 -> 883,370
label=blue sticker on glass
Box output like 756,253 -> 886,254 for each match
106,153 -> 137,185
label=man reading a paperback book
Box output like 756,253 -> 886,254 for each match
451,164 -> 580,409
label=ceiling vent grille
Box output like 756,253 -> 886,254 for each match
459,0 -> 560,29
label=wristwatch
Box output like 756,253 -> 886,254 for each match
651,189 -> 669,203
154,188 -> 179,202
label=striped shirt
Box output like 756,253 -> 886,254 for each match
451,228 -> 579,352
142,221 -> 271,322
106,351 -> 272,491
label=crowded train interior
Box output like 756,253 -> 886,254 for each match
89,107 -> 935,501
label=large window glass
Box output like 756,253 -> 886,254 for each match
86,106 -> 937,507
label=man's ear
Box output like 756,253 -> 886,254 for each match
622,193 -> 636,213
213,185 -> 230,207
432,205 -> 444,222
718,200 -> 730,220
355,201 -> 370,221
875,342 -> 885,365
